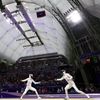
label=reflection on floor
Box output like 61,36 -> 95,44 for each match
0,93 -> 100,100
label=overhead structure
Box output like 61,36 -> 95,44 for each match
0,0 -> 73,62
79,0 -> 100,18
0,0 -> 99,63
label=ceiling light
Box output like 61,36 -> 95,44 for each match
66,10 -> 82,24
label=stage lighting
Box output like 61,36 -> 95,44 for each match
66,10 -> 82,24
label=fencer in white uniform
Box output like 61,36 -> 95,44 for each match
20,74 -> 41,99
56,70 -> 90,99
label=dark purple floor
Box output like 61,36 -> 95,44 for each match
1,92 -> 100,98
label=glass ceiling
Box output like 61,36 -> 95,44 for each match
0,0 -> 100,62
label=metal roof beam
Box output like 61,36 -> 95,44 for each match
3,8 -> 34,46
16,36 -> 37,41
0,0 -> 5,10
16,3 -> 43,45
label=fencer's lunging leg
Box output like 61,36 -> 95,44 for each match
73,84 -> 90,98
20,87 -> 29,99
65,84 -> 72,99
30,87 -> 40,99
